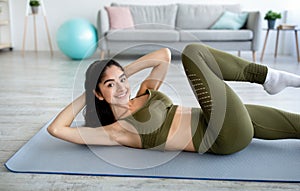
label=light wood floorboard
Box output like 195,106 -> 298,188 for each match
1,50 -> 300,190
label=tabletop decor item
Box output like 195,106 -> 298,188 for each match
277,24 -> 297,30
29,0 -> 40,14
264,10 -> 282,29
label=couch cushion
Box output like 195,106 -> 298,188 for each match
210,11 -> 248,30
179,30 -> 253,41
176,4 -> 241,29
111,3 -> 178,29
105,7 -> 135,30
106,30 -> 180,41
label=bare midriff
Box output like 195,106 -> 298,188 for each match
165,106 -> 196,152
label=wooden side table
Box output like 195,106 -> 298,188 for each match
260,28 -> 300,63
22,0 -> 53,56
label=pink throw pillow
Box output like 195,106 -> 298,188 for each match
105,6 -> 135,30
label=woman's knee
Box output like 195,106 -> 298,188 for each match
182,43 -> 207,56
181,43 -> 209,70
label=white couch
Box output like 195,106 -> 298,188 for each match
97,3 -> 261,61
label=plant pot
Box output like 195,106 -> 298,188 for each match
267,19 -> 276,29
31,6 -> 39,14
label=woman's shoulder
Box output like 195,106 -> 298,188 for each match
147,89 -> 167,97
146,89 -> 173,105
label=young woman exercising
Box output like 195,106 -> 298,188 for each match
48,43 -> 300,155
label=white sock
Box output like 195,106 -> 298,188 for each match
263,67 -> 300,95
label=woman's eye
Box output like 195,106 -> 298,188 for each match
121,77 -> 126,83
107,83 -> 114,87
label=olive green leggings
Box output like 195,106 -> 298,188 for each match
181,43 -> 300,155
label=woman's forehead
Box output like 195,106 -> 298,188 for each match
102,66 -> 124,80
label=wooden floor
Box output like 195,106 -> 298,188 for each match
1,50 -> 300,190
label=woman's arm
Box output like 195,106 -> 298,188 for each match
47,93 -> 125,146
124,48 -> 171,96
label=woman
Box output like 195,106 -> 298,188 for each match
48,43 -> 300,155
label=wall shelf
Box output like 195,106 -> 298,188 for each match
0,0 -> 13,51
0,20 -> 9,25
0,43 -> 11,49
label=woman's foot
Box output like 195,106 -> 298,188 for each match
263,67 -> 300,95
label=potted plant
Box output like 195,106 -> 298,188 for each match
264,10 -> 282,29
29,0 -> 40,14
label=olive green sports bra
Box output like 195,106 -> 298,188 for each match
121,89 -> 178,150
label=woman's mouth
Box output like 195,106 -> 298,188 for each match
116,91 -> 128,99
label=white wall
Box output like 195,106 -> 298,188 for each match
8,0 -> 300,55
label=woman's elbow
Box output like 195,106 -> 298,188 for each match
47,124 -> 60,138
162,48 -> 171,63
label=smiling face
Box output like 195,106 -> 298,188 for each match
97,65 -> 131,105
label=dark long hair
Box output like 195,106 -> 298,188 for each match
84,59 -> 124,127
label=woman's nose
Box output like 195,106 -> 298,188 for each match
116,82 -> 125,91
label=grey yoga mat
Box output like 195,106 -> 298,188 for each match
5,119 -> 300,182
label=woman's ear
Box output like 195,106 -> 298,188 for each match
93,90 -> 104,100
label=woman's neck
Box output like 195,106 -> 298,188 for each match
110,101 -> 133,120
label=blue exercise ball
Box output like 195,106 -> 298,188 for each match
56,18 -> 98,60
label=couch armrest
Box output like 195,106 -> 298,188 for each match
97,9 -> 109,50
245,11 -> 262,51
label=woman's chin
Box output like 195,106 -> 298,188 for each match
114,95 -> 130,104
